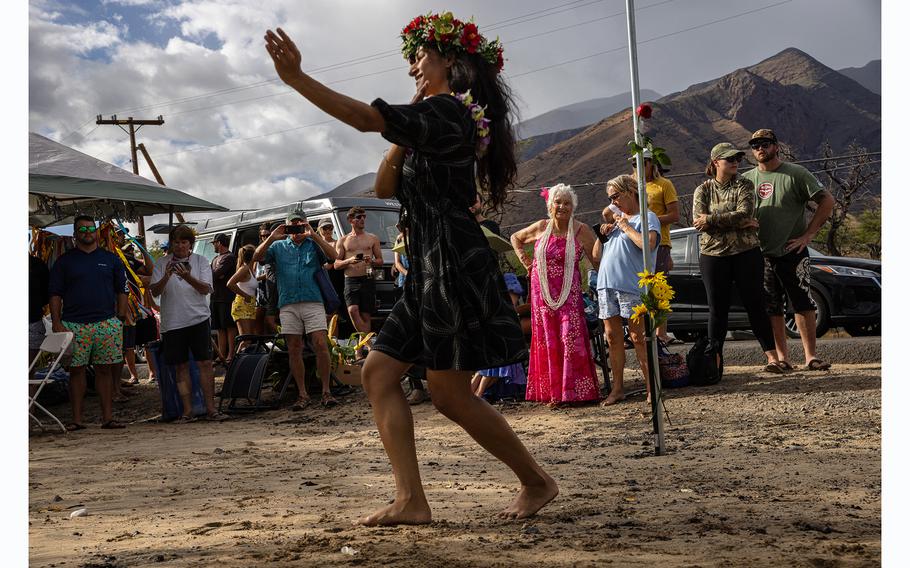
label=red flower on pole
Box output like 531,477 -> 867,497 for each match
636,103 -> 652,119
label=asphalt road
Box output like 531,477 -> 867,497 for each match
666,336 -> 881,366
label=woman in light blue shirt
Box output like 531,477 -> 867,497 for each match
594,174 -> 660,406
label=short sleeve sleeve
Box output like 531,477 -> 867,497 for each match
113,254 -> 128,294
800,166 -> 825,200
371,95 -> 469,155
662,178 -> 679,204
48,257 -> 65,298
151,257 -> 166,286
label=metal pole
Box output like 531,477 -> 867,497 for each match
625,0 -> 665,456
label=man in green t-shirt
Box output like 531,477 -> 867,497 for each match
741,129 -> 835,372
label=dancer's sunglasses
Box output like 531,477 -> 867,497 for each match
76,226 -> 98,233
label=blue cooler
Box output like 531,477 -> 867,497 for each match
147,340 -> 207,420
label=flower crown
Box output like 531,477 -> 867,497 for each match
401,12 -> 504,73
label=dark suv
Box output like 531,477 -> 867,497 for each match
665,227 -> 881,339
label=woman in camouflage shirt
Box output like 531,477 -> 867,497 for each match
692,143 -> 786,373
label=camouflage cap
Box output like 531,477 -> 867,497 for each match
710,142 -> 745,160
286,210 -> 306,223
748,128 -> 778,145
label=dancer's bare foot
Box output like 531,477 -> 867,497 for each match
601,391 -> 625,406
355,496 -> 432,526
498,473 -> 559,520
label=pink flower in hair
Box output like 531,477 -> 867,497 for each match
539,187 -> 549,201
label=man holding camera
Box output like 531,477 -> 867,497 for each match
335,206 -> 382,338
253,211 -> 339,409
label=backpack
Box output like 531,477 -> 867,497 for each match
686,336 -> 723,386
657,339 -> 689,388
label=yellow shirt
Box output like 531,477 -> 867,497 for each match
646,177 -> 679,246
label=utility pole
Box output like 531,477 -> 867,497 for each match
137,143 -> 185,225
95,115 -> 165,238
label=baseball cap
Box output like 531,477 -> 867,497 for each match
213,233 -> 230,246
628,148 -> 653,162
748,128 -> 778,146
317,218 -> 333,228
710,142 -> 745,160
286,211 -> 306,223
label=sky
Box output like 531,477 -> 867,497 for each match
27,0 -> 882,233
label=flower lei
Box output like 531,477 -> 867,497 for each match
401,12 -> 504,73
535,216 -> 576,311
452,90 -> 491,157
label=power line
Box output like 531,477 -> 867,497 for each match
121,0 -> 679,121
157,0 -> 789,159
101,0 -> 606,118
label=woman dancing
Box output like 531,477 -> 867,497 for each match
265,12 -> 557,526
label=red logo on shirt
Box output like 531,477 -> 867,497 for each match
757,182 -> 773,199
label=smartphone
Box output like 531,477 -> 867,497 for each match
355,253 -> 364,260
285,224 -> 304,234
169,260 -> 190,273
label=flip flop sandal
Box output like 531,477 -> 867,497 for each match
172,415 -> 196,424
805,359 -> 831,371
764,362 -> 787,374
204,412 -> 230,422
291,398 -> 312,412
778,361 -> 794,371
321,394 -> 339,408
101,420 -> 126,429
65,423 -> 86,432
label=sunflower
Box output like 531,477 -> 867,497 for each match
630,303 -> 649,324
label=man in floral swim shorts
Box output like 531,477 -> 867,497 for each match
49,215 -> 129,431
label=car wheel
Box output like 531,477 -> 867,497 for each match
844,322 -> 881,337
784,288 -> 829,338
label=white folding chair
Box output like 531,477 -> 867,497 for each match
28,331 -> 74,433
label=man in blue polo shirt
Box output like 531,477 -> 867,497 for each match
49,215 -> 129,430
253,210 -> 338,410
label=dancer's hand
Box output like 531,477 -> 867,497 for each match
411,80 -> 428,104
265,28 -> 304,85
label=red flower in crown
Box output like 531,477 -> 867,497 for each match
496,48 -> 504,72
461,23 -> 480,53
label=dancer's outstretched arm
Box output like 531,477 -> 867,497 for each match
265,28 -> 385,133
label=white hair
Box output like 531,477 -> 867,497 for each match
546,183 -> 578,210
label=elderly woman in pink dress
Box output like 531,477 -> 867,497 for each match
510,184 -> 600,407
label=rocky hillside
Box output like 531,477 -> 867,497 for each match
499,48 -> 881,232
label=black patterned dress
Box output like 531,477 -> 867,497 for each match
370,94 -> 528,371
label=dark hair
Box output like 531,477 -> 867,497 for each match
259,222 -> 271,233
213,233 -> 230,246
446,50 -> 517,212
347,206 -> 366,219
705,158 -> 717,178
73,215 -> 95,229
236,244 -> 255,270
168,224 -> 196,245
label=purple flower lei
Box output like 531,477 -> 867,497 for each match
452,90 -> 491,158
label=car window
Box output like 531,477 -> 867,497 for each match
337,209 -> 400,247
193,238 -> 217,262
669,234 -> 689,265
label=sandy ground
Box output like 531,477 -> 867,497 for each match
29,362 -> 880,567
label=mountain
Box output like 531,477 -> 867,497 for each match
500,48 -> 881,232
515,90 -> 662,139
312,172 -> 377,199
837,60 -> 880,94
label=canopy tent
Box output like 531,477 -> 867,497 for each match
29,132 -> 227,228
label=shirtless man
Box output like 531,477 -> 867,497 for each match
334,206 -> 382,336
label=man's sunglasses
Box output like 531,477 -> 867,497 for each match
750,141 -> 773,150
259,233 -> 270,238
76,225 -> 98,233
352,214 -> 366,220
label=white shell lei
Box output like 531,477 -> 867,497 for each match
535,217 -> 575,311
